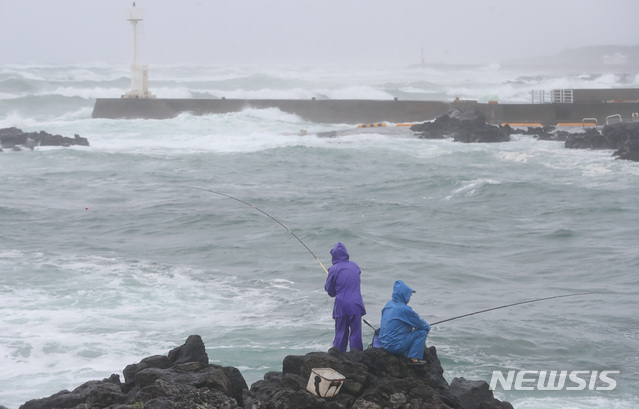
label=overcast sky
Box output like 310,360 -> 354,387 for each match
1,0 -> 638,66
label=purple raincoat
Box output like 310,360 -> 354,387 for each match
324,243 -> 366,318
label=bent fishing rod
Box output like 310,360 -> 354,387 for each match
182,186 -> 329,275
363,292 -> 596,330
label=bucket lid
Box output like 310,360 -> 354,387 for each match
311,367 -> 345,380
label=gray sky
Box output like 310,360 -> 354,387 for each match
1,0 -> 638,66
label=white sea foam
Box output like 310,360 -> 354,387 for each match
0,249 -> 328,407
46,86 -> 127,99
498,151 -> 532,163
445,178 -> 502,199
321,85 -> 393,100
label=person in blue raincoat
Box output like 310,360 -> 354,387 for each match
379,280 -> 431,364
325,242 -> 366,353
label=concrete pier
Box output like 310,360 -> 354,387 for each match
92,89 -> 639,126
92,98 -> 453,124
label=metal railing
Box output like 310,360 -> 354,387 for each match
551,89 -> 574,104
606,114 -> 622,125
531,89 -> 575,104
531,90 -> 548,104
582,118 -> 597,129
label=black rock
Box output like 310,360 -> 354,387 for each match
411,109 -> 511,143
20,376 -> 127,409
167,334 -> 209,366
0,127 -> 89,152
18,336 -> 512,409
565,121 -> 639,154
19,336 -> 246,409
123,355 -> 172,388
244,345 -> 511,409
564,127 -> 607,149
602,122 -> 639,151
521,126 -> 560,141
613,134 -> 639,161
450,377 -> 514,409
610,122 -> 639,161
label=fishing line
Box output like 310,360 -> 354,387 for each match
182,186 -> 329,275
363,292 -> 597,330
430,292 -> 596,325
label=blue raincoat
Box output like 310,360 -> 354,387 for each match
325,243 -> 366,352
379,280 -> 430,359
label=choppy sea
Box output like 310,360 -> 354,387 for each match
1,62 -> 638,409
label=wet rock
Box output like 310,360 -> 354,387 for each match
18,336 -> 512,409
168,334 -> 209,366
564,121 -> 639,152
613,134 -> 639,161
609,122 -> 639,161
123,355 -> 172,387
410,109 -> 639,161
521,125 -> 561,141
20,376 -> 127,409
562,121 -> 639,161
19,336 -> 246,409
564,127 -> 609,149
411,109 -> 511,143
244,345 -> 508,409
0,127 -> 89,152
450,378 -> 513,409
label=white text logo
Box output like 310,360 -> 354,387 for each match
489,370 -> 620,391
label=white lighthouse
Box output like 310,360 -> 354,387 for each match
122,2 -> 155,99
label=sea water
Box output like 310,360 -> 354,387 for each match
1,63 -> 638,409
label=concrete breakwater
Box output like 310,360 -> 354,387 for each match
92,98 -> 452,124
92,88 -> 639,126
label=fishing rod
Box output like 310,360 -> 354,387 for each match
363,319 -> 377,330
363,292 -> 596,330
430,292 -> 596,325
182,186 -> 329,275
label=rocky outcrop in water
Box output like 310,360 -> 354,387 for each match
516,126 -> 561,141
604,122 -> 639,161
15,335 -> 512,409
613,133 -> 639,161
0,127 -> 89,152
564,127 -> 620,150
410,109 -> 639,162
410,109 -> 512,143
561,122 -> 639,161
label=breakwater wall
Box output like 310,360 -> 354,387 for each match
92,96 -> 639,126
92,98 -> 452,124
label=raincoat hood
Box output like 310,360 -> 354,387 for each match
330,242 -> 350,265
391,280 -> 414,305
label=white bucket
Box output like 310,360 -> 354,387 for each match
306,367 -> 345,398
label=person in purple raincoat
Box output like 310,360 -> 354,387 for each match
325,242 -> 366,352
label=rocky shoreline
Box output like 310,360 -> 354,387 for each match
0,127 -> 89,152
410,108 -> 639,161
8,335 -> 512,409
